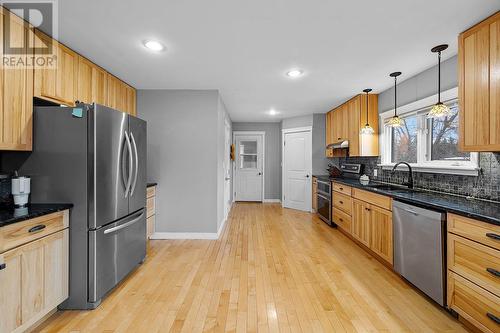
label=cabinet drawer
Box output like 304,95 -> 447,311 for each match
332,182 -> 352,196
448,271 -> 500,333
333,193 -> 352,215
352,189 -> 392,211
146,186 -> 156,199
146,197 -> 156,218
0,211 -> 68,253
332,208 -> 351,233
448,233 -> 500,297
448,213 -> 500,251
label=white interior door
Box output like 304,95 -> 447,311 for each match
283,129 -> 312,211
234,134 -> 263,201
223,120 -> 232,219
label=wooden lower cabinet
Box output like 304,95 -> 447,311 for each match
0,212 -> 69,333
351,199 -> 371,247
369,205 -> 393,265
312,177 -> 317,212
448,272 -> 500,333
447,213 -> 500,333
146,185 -> 157,239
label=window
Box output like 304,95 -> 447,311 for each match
380,89 -> 479,175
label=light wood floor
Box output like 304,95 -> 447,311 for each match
38,203 -> 467,333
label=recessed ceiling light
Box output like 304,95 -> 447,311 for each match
269,109 -> 278,116
286,69 -> 304,78
143,40 -> 165,52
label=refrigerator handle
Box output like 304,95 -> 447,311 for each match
123,131 -> 133,197
130,132 -> 139,196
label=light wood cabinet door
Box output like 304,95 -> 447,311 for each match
0,250 -> 23,333
325,111 -> 333,157
347,97 -> 360,156
107,75 -> 128,113
351,199 -> 370,247
21,240 -> 44,323
125,84 -> 136,116
76,57 -> 107,105
44,230 -> 69,308
459,12 -> 500,151
312,177 -> 317,211
369,205 -> 393,265
0,10 -> 34,151
34,30 -> 78,106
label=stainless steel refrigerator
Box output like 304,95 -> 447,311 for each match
17,103 -> 147,309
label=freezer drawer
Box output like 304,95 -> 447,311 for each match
88,209 -> 146,304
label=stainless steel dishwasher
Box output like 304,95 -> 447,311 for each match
393,200 -> 446,306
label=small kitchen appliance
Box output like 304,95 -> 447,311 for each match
11,173 -> 30,207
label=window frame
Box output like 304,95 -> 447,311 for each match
379,87 -> 479,176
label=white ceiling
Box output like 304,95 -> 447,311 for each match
56,0 -> 499,122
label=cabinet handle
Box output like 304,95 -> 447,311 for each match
0,263 -> 6,270
486,268 -> 500,277
486,233 -> 500,241
486,313 -> 500,324
28,224 -> 46,233
339,201 -> 344,204
339,187 -> 343,190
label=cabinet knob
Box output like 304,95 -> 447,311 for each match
0,263 -> 6,270
339,201 -> 343,204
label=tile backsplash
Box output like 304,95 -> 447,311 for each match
329,153 -> 500,201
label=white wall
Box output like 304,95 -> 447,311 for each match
138,89 -> 222,234
217,97 -> 231,231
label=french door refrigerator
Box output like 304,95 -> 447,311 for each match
17,103 -> 147,309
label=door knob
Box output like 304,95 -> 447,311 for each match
258,172 -> 262,175
306,175 -> 310,178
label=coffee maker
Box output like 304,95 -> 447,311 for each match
12,172 -> 30,207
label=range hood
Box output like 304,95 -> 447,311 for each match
326,140 -> 349,149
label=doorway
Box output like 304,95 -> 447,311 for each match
233,132 -> 265,202
282,127 -> 312,212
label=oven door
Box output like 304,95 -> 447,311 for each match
317,180 -> 330,195
317,192 -> 331,225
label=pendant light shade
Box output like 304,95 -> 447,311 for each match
387,72 -> 403,128
360,88 -> 375,135
427,44 -> 452,119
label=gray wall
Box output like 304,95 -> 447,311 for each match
312,113 -> 330,175
379,55 -> 458,113
281,114 -> 313,129
138,90 -> 220,233
232,122 -> 281,200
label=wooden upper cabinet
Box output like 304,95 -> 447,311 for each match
325,111 -> 334,157
125,84 -> 137,116
107,74 -> 129,113
325,93 -> 379,157
459,12 -> 500,151
348,94 -> 379,157
34,30 -> 78,106
76,56 -> 107,105
0,9 -> 34,151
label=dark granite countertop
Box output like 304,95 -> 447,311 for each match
0,203 -> 73,228
147,182 -> 157,187
313,175 -> 500,226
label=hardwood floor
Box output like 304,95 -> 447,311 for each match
38,203 -> 467,333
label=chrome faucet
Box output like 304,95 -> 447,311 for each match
392,162 -> 414,189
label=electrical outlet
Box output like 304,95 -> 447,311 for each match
373,169 -> 378,177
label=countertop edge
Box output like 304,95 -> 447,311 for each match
0,204 -> 73,228
326,177 -> 500,227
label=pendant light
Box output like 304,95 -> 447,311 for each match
387,71 -> 403,127
360,88 -> 375,134
427,44 -> 451,119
